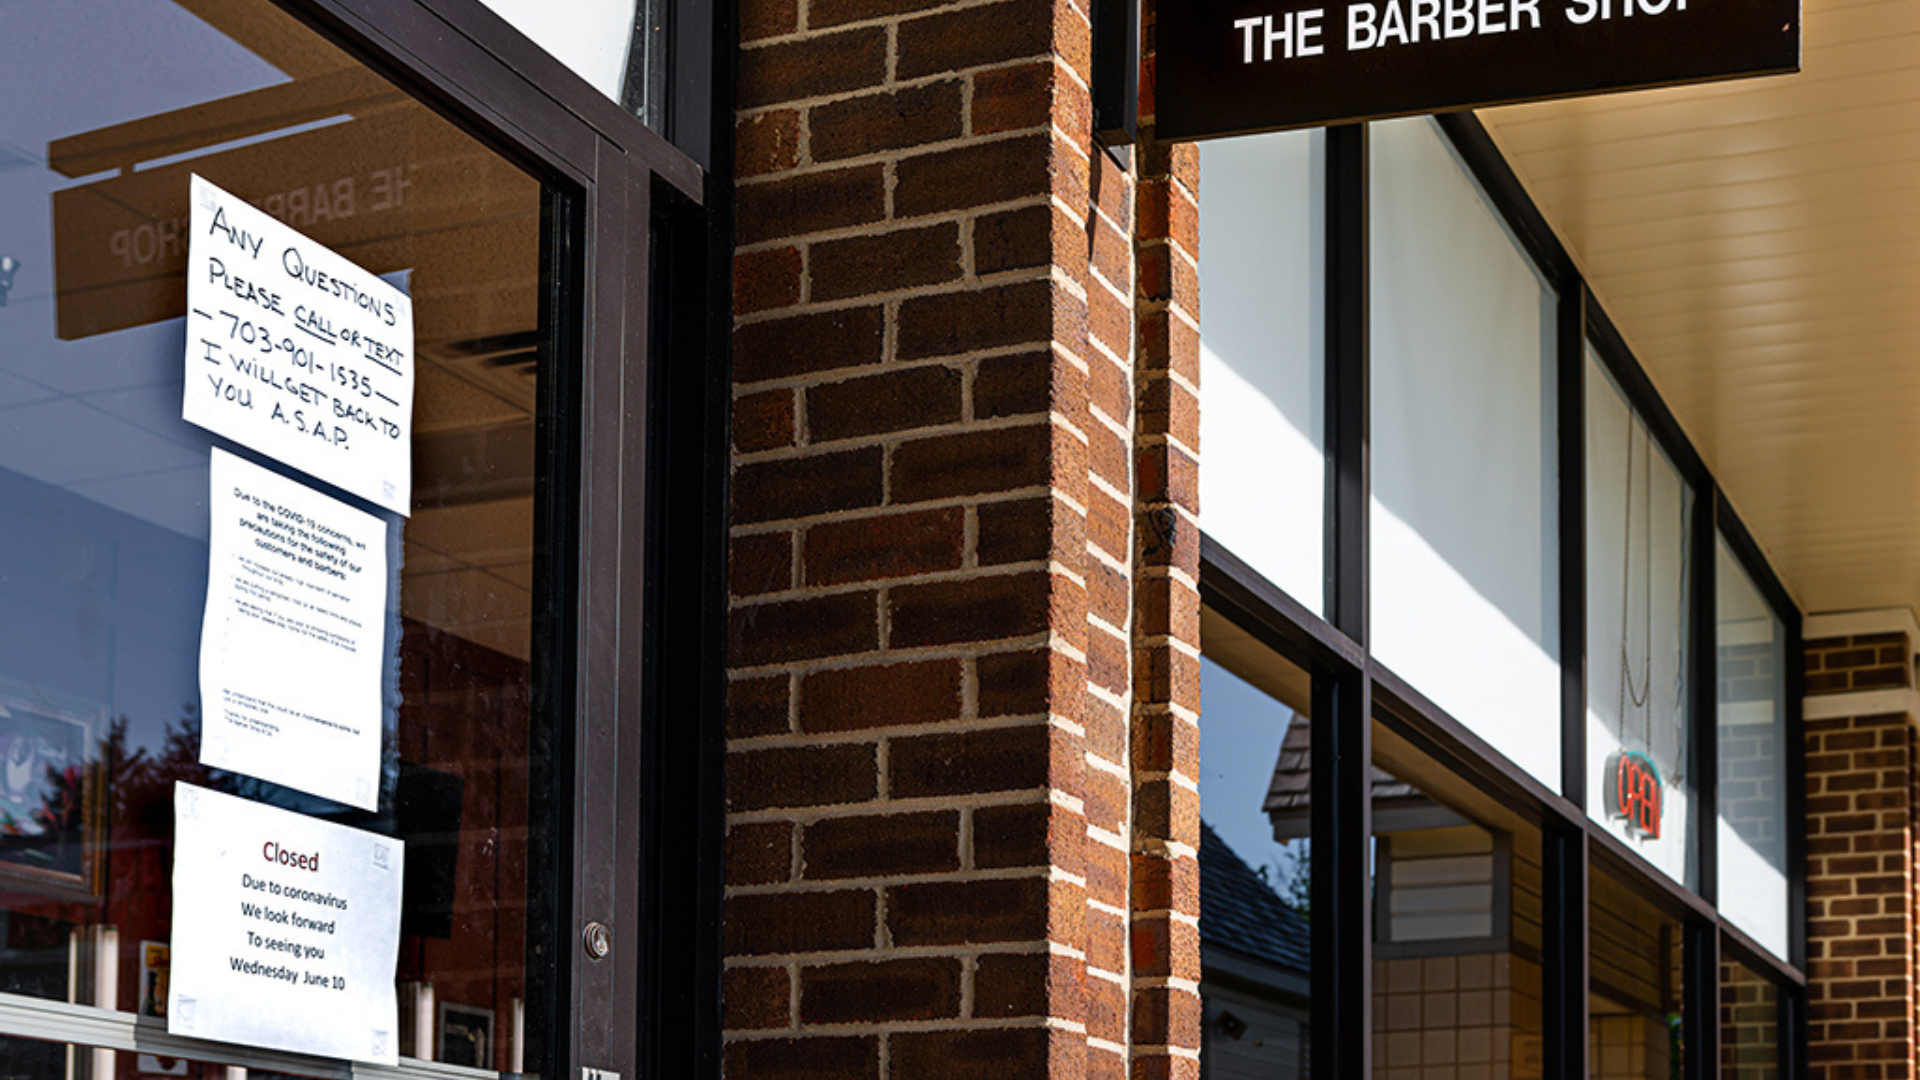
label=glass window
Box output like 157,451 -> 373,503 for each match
1589,870 -> 1682,1080
1370,718 -> 1545,1080
1199,611 -> 1313,1080
1720,957 -> 1779,1080
1368,117 -> 1560,791
474,0 -> 668,123
0,1021 -> 533,1077
1586,352 -> 1697,889
2,1036 -> 340,1080
1198,130 -> 1326,614
1716,538 -> 1791,959
1,0 -> 552,1073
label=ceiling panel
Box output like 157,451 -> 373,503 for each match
1481,0 -> 1920,618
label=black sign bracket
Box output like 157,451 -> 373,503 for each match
1093,0 -> 1141,147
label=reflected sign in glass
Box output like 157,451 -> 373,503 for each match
1156,0 -> 1798,140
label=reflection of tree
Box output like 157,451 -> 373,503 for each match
102,703 -> 395,822
1261,844 -> 1311,920
101,711 -> 215,827
28,764 -> 82,838
0,759 -> 83,871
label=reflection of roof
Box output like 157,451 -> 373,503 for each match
1262,713 -> 1415,817
1199,820 -> 1310,973
1262,715 -> 1461,840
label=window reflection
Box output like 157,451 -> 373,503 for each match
1589,870 -> 1682,1080
1586,351 -> 1696,889
1716,538 -> 1790,960
1371,720 -> 1545,1080
0,0 -> 547,1072
1199,612 -> 1312,1080
1719,958 -> 1778,1080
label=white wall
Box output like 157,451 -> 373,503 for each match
473,0 -> 643,101
1198,130 -> 1326,614
1368,118 -> 1560,791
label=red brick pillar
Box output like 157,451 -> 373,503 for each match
721,2 -> 1162,1079
1127,8 -> 1205,1080
1803,614 -> 1919,1080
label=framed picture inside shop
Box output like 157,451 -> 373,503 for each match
439,1001 -> 494,1069
0,684 -> 105,898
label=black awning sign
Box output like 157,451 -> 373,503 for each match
1155,0 -> 1799,141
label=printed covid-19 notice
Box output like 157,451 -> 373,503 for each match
169,783 -> 404,1065
183,173 -> 414,515
200,449 -> 387,810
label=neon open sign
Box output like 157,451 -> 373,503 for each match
1607,751 -> 1663,840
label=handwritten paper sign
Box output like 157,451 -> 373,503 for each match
170,783 -> 404,1065
200,450 -> 387,810
184,174 -> 414,515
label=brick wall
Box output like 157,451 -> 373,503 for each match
1804,631 -> 1917,1080
722,1 -> 1204,1078
1128,6 -> 1205,1080
1807,634 -> 1914,696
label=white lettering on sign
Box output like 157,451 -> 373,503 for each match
1234,11 -> 1327,59
1348,0 -> 1542,49
170,783 -> 403,1065
1233,0 -> 1680,60
199,450 -> 388,811
184,174 -> 415,516
1567,0 -> 1685,24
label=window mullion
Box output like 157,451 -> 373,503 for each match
1309,665 -> 1372,1080
1683,924 -> 1721,1080
1544,824 -> 1591,1080
1560,284 -> 1590,808
1325,122 -> 1368,648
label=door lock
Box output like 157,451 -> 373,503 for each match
582,921 -> 612,960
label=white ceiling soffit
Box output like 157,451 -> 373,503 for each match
1477,0 -> 1920,621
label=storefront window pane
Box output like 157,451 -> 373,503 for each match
473,0 -> 667,124
1720,957 -> 1779,1080
1586,353 -> 1697,889
1369,117 -> 1560,790
1,0 -> 550,1071
1589,869 -> 1682,1080
1717,539 -> 1791,959
0,1031 -> 519,1080
1370,718 -> 1545,1080
1199,611 -> 1313,1080
1198,130 -> 1326,614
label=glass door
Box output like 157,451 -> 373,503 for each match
0,0 -> 699,1072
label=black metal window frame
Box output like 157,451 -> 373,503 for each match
1196,115 -> 1808,1080
198,1 -> 732,1078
